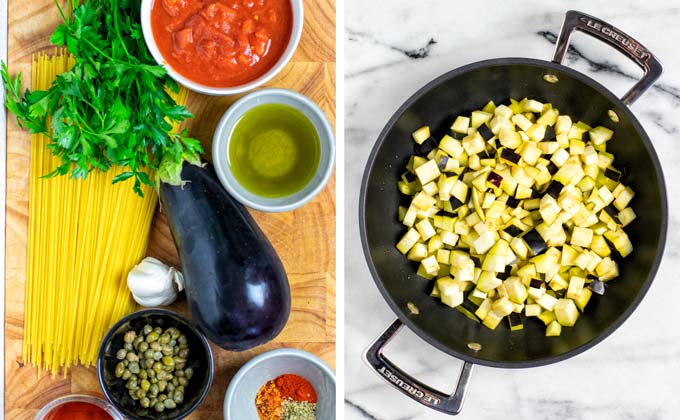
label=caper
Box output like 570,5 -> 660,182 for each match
160,333 -> 170,344
158,379 -> 167,392
123,330 -> 136,343
150,398 -> 157,407
175,385 -> 185,395
158,393 -> 167,402
129,390 -> 139,401
178,348 -> 189,358
150,342 -> 162,351
133,336 -> 144,348
143,349 -> 154,360
161,356 -> 175,367
139,369 -> 147,380
166,382 -> 175,393
172,377 -> 179,386
175,369 -> 184,377
170,328 -> 181,340
161,345 -> 173,356
184,367 -> 194,380
114,362 -> 125,378
122,369 -> 132,380
173,390 -> 184,404
153,361 -> 163,372
143,325 -> 153,335
138,342 -> 149,352
147,368 -> 155,378
153,327 -> 163,334
140,397 -> 150,408
153,351 -> 163,361
154,402 -> 165,412
129,362 -> 140,374
146,332 -> 159,343
164,398 -> 177,409
124,343 -> 133,351
144,359 -> 154,369
116,349 -> 127,360
127,378 -> 138,390
178,335 -> 187,345
126,352 -> 139,362
178,377 -> 188,386
136,389 -> 146,399
149,383 -> 159,396
169,339 -> 177,347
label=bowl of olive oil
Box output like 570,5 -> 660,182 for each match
213,89 -> 335,212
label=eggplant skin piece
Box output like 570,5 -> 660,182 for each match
414,137 -> 438,155
159,162 -> 291,351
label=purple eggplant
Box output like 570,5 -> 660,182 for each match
159,162 -> 290,351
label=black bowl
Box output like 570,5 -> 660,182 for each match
97,309 -> 214,420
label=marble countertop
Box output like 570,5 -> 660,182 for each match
344,1 -> 680,419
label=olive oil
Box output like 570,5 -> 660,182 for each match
229,103 -> 321,198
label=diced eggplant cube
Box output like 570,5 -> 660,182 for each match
546,320 -> 562,336
501,148 -> 522,164
604,168 -> 621,182
581,131 -> 590,142
544,125 -> 556,140
504,225 -> 523,237
522,230 -> 548,256
508,312 -> 524,331
603,205 -> 621,224
546,162 -> 559,175
415,137 -> 438,155
554,298 -> 579,327
487,171 -> 503,188
587,279 -> 607,295
448,130 -> 465,140
544,180 -> 564,199
529,279 -> 543,289
412,126 -> 431,144
449,196 -> 465,211
478,123 -> 494,141
506,197 -> 520,208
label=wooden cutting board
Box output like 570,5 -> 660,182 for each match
3,0 -> 336,418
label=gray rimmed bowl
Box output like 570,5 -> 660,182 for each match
224,348 -> 335,419
212,88 -> 335,212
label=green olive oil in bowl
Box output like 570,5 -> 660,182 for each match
228,103 -> 321,198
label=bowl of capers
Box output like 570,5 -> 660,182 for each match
97,308 -> 214,420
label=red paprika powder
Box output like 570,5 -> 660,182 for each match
275,374 -> 318,403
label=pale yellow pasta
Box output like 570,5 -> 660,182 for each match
24,51 -> 188,376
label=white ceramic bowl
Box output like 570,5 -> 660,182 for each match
140,0 -> 303,95
212,88 -> 335,212
224,348 -> 336,420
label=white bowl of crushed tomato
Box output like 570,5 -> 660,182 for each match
141,0 -> 303,95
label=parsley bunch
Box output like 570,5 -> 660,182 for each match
1,0 -> 203,196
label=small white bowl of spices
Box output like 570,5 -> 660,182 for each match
224,348 -> 335,420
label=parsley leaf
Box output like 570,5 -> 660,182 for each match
1,0 -> 202,196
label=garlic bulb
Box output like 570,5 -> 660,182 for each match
127,257 -> 185,307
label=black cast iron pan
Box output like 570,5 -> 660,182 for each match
359,10 -> 666,415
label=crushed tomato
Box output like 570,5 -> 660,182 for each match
151,0 -> 293,87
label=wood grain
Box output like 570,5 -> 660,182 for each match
3,0 -> 336,417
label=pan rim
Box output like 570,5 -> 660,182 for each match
358,56 -> 668,369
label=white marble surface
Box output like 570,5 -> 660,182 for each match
344,1 -> 680,419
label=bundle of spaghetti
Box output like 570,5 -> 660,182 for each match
24,50 -> 189,376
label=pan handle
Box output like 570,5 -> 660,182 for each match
363,319 -> 474,416
552,10 -> 663,106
